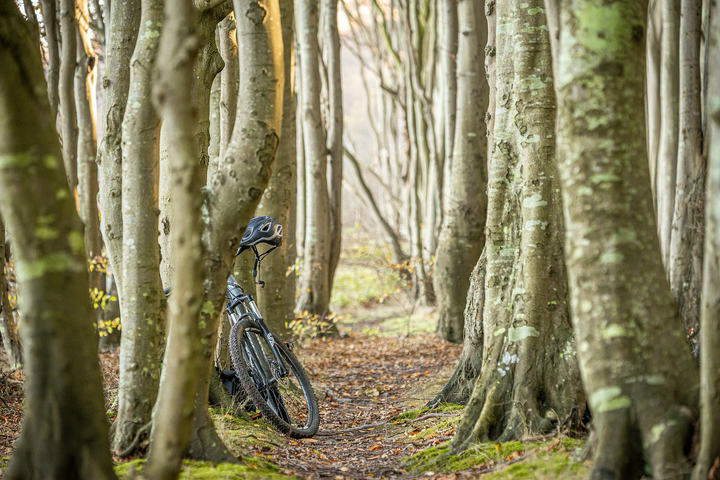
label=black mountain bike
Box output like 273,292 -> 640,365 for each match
225,222 -> 319,438
167,217 -> 319,438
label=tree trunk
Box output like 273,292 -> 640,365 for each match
295,0 -> 332,315
433,0 -> 487,344
113,0 -> 166,455
186,0 -> 284,462
218,14 -> 238,161
0,6 -> 116,478
97,0 -> 140,295
646,0 -> 662,199
692,3 -> 720,478
440,0 -> 458,208
257,0 -> 295,337
553,1 -> 699,477
74,0 -> 102,295
0,219 -> 22,369
157,2 -> 228,287
451,0 -> 584,452
323,0 -> 343,290
669,0 -> 704,344
145,0 -> 203,476
429,250 -> 485,406
59,0 -> 78,190
656,0 -> 680,267
40,0 -> 60,121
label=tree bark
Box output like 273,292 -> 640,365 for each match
323,0 -> 344,291
656,0 -> 680,267
440,0 -> 458,208
295,0 -> 332,315
0,218 -> 22,369
692,3 -> 720,478
40,0 -> 61,121
145,0 -> 203,476
669,0 -> 704,344
59,0 -> 78,190
218,14 -> 238,161
433,0 -> 487,344
257,0 -> 295,336
157,2 -> 228,287
646,0 -> 662,199
451,0 -> 584,451
97,0 -> 140,295
553,1 -> 699,477
113,0 -> 166,455
186,0 -> 283,462
0,6 -> 116,478
74,0 -> 102,295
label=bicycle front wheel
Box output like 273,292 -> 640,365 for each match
229,319 -> 319,438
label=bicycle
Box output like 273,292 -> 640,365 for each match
225,216 -> 319,438
168,216 -> 320,438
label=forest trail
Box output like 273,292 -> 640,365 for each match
273,332 -> 463,479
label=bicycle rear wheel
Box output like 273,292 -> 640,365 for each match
229,319 -> 319,437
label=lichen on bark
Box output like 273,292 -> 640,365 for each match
552,1 -> 699,477
450,0 -> 584,453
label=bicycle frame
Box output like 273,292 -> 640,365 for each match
224,273 -> 289,379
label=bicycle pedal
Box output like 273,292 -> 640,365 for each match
250,413 -> 262,420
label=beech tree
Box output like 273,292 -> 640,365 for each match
0,3 -> 115,477
112,0 -> 166,454
144,0 -> 203,476
256,0 -> 296,335
551,0 -> 699,477
186,0 -> 284,460
693,3 -> 720,478
295,0 -> 333,316
449,0 -> 584,450
433,0 -> 487,344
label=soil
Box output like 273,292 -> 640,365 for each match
273,333 -> 463,479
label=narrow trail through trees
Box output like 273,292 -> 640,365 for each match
275,334 -> 462,479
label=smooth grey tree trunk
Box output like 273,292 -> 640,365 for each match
40,0 -> 60,120
97,0 -> 140,295
669,0 -> 704,343
433,0 -> 488,344
0,6 -> 116,477
646,0 -> 662,199
656,0 -> 680,267
186,0 -> 284,462
145,0 -> 203,476
0,219 -> 21,369
59,0 -> 78,190
450,0 -> 583,452
553,1 -> 699,477
295,0 -> 332,315
74,0 -> 102,296
257,0 -> 295,337
113,0 -> 166,455
323,0 -> 344,291
692,3 -> 720,478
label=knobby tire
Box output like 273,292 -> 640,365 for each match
229,319 -> 319,438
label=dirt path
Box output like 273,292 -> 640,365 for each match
268,333 -> 462,479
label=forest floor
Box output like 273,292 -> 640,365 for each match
0,309 -> 589,479
0,231 -> 590,478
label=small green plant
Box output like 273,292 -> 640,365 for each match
287,311 -> 346,341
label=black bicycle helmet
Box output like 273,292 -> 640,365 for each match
236,216 -> 283,255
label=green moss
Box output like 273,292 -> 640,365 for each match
405,438 -> 588,479
114,458 -> 293,479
